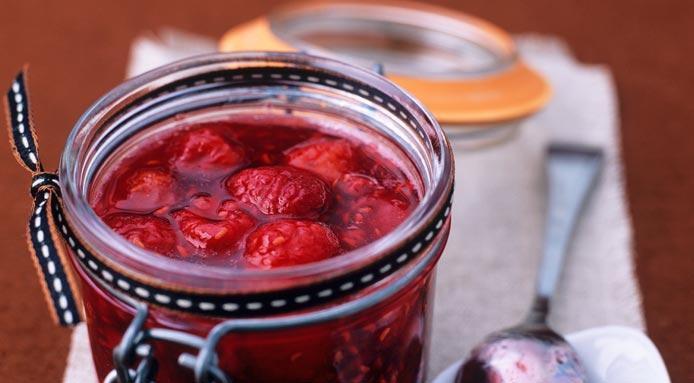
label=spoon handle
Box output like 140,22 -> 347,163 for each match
528,144 -> 603,324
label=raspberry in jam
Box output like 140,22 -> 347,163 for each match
90,115 -> 420,269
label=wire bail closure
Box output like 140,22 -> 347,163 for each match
104,305 -> 231,383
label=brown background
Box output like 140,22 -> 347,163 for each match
0,0 -> 692,381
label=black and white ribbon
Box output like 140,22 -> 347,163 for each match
5,69 -> 81,326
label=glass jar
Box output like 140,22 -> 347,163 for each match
59,52 -> 454,383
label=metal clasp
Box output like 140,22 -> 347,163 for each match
104,304 -> 230,383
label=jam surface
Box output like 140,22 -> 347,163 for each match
90,115 -> 419,269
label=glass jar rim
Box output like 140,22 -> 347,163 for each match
59,51 -> 454,294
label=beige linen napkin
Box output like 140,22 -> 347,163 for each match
63,32 -> 644,383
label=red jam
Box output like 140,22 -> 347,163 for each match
82,114 -> 438,383
90,117 -> 419,269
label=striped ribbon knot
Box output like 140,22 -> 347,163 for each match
31,172 -> 61,197
4,68 -> 82,326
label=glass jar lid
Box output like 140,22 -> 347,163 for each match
220,1 -> 551,125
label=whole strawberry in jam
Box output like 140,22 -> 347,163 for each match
114,168 -> 176,212
284,138 -> 356,183
332,173 -> 412,249
172,200 -> 255,253
170,126 -> 246,175
103,214 -> 177,255
227,166 -> 329,217
244,220 -> 341,269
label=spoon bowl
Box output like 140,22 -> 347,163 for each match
456,324 -> 586,383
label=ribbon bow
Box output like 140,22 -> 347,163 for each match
5,68 -> 82,326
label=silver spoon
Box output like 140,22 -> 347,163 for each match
455,144 -> 604,383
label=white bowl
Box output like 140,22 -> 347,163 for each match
433,326 -> 670,383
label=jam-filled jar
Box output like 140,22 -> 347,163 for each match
59,52 -> 454,383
